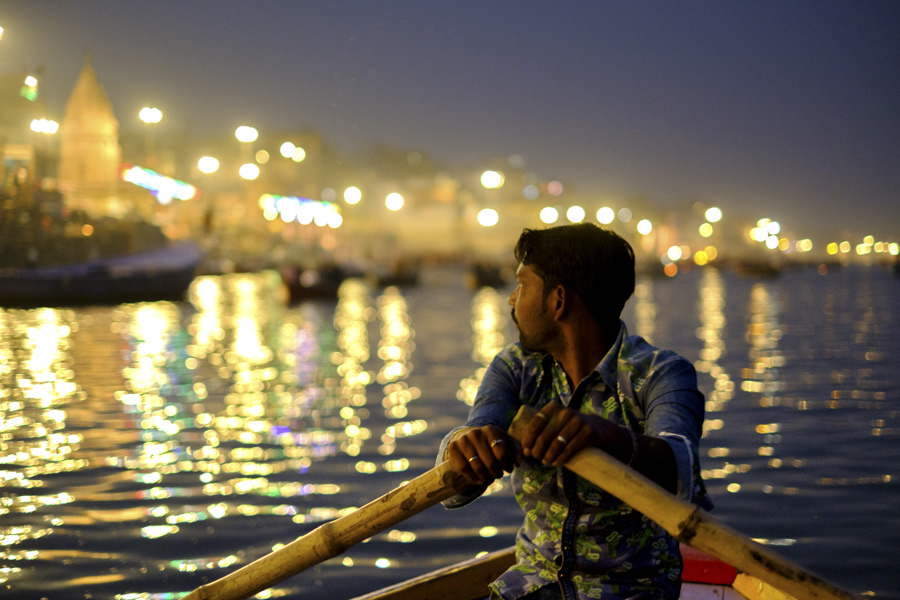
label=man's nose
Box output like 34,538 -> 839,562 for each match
507,289 -> 517,306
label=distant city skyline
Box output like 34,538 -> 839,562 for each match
1,1 -> 898,242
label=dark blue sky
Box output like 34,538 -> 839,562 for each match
2,2 -> 898,241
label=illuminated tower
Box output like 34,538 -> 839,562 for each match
58,54 -> 122,215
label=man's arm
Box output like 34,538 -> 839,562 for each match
437,347 -> 527,505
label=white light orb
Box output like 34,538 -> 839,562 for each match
596,207 -> 615,225
385,193 -> 404,211
540,206 -> 559,224
477,208 -> 500,227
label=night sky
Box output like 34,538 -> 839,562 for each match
2,1 -> 898,241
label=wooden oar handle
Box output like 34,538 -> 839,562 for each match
506,405 -> 858,600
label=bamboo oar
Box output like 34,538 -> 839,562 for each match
180,461 -> 470,600
507,405 -> 858,600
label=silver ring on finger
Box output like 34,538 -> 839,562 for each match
556,435 -> 568,444
490,438 -> 505,448
468,456 -> 479,463
535,412 -> 549,421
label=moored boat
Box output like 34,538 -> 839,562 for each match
0,240 -> 203,307
351,544 -> 797,600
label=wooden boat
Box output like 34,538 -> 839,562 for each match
0,241 -> 202,307
352,544 -> 796,600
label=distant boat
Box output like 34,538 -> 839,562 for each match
0,241 -> 203,307
465,260 -> 511,289
730,259 -> 781,278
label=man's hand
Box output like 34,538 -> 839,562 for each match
447,425 -> 522,485
520,402 -> 614,467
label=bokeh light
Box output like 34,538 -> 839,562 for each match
596,207 -> 615,225
477,208 -> 499,227
540,206 -> 559,224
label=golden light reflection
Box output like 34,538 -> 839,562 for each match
632,278 -> 656,343
739,283 -> 787,476
458,287 -> 508,406
0,307 -> 84,579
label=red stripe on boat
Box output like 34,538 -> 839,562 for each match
680,545 -> 738,585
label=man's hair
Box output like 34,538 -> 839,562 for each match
514,223 -> 635,325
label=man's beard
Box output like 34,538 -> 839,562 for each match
511,308 -> 553,353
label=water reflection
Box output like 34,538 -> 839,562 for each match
632,278 -> 656,344
0,307 -> 83,583
1,268 -> 896,598
457,287 -> 509,407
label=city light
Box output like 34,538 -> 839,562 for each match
705,207 -> 722,223
480,170 -> 504,189
239,163 -> 260,180
197,156 -> 220,174
540,206 -> 559,224
235,126 -> 258,143
344,186 -> 362,205
121,164 -> 197,204
255,150 -> 269,164
139,107 -> 162,124
699,222 -> 713,237
596,207 -> 615,225
292,146 -> 306,162
279,142 -> 296,158
566,205 -> 585,223
385,193 -> 404,211
636,219 -> 652,235
547,181 -> 564,196
30,118 -> 59,134
477,208 -> 499,227
667,245 -> 683,261
617,208 -> 632,223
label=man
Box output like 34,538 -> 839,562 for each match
438,223 -> 711,599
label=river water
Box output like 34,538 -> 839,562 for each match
1,263 -> 897,599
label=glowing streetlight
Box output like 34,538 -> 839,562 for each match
637,219 -> 653,235
480,170 -> 504,189
239,163 -> 260,180
344,186 -> 362,205
385,192 -> 404,211
540,206 -> 559,224
139,106 -> 162,124
235,126 -> 258,143
197,156 -> 220,174
279,142 -> 296,158
596,207 -> 615,225
666,246 -> 683,261
30,118 -> 58,134
566,205 -> 585,223
705,207 -> 722,223
477,208 -> 499,227
699,223 -> 714,237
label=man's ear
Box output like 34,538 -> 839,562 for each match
550,285 -> 567,320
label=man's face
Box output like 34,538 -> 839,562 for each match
508,263 -> 557,352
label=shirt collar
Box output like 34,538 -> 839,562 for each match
593,320 -> 627,391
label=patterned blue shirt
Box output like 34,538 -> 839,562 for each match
438,322 -> 711,599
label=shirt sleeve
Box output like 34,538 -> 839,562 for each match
437,346 -> 525,509
639,353 -> 710,507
